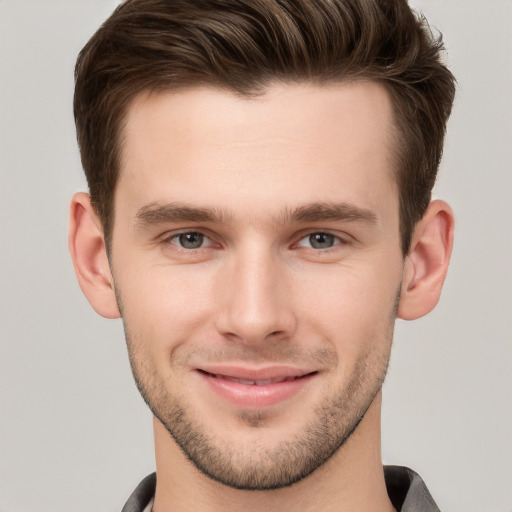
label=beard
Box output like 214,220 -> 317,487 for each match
115,271 -> 399,491
122,323 -> 394,491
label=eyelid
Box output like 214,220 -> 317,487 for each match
160,229 -> 219,249
293,230 -> 352,249
156,228 -> 352,251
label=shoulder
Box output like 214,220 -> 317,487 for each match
384,465 -> 441,512
121,473 -> 156,512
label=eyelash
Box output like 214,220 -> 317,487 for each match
295,232 -> 348,250
161,230 -> 350,252
163,231 -> 217,251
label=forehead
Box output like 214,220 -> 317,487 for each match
117,81 -> 397,222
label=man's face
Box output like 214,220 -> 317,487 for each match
110,82 -> 404,489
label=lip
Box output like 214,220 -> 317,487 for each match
196,365 -> 318,408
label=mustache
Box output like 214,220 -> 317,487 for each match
173,343 -> 337,367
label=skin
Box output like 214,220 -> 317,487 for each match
69,81 -> 454,512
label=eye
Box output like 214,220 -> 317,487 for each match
169,232 -> 210,249
297,232 -> 341,250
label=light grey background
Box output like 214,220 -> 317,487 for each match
0,1 -> 510,511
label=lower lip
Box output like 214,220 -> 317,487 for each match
198,371 -> 317,408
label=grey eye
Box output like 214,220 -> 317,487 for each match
308,233 -> 336,249
177,232 -> 205,249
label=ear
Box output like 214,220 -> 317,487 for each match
398,200 -> 454,320
68,192 -> 120,319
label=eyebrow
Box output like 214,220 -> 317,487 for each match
134,201 -> 377,227
278,202 -> 377,225
135,202 -> 232,226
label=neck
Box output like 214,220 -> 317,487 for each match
152,394 -> 395,512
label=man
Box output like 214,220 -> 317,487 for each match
68,0 -> 455,510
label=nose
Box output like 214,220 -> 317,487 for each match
215,246 -> 297,344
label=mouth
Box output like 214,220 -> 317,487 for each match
195,366 -> 318,408
217,375 -> 300,385
199,370 -> 311,386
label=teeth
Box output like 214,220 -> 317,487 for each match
238,379 -> 256,385
214,374 -> 296,385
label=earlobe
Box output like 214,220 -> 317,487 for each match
398,200 -> 454,320
68,192 -> 120,319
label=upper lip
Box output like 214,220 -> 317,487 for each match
196,365 -> 316,382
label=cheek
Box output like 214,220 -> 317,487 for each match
295,261 -> 400,352
115,264 -> 217,355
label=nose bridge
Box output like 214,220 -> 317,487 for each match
216,242 -> 296,343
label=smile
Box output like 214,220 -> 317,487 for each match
208,373 -> 302,386
196,367 -> 318,408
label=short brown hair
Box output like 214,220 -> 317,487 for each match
74,0 -> 455,254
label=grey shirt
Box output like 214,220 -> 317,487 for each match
121,466 -> 440,512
